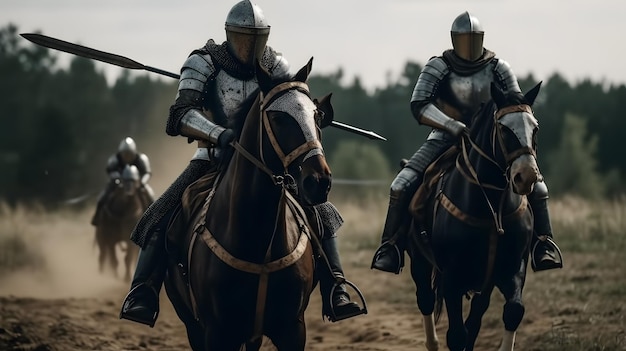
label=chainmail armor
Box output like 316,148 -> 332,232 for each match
311,201 -> 344,238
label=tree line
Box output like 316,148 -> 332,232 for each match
0,24 -> 621,206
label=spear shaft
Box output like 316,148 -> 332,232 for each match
21,32 -> 386,141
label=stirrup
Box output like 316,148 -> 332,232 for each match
325,278 -> 367,322
531,237 -> 563,272
119,283 -> 160,327
371,241 -> 404,274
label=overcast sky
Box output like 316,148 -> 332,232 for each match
2,0 -> 624,91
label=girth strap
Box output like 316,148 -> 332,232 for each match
437,193 -> 528,228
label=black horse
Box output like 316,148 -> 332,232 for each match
407,83 -> 542,351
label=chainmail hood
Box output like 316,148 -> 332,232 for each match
201,39 -> 255,80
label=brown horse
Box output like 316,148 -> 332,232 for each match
164,58 -> 334,351
95,165 -> 147,282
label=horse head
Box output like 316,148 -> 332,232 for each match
469,83 -> 542,195
237,57 -> 331,205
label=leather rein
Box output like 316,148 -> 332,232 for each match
453,104 -> 536,234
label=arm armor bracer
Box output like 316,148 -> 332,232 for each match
166,53 -> 217,136
409,57 -> 461,131
410,57 -> 449,121
179,109 -> 226,145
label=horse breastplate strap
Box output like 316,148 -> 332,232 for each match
196,189 -> 311,274
438,192 -> 528,228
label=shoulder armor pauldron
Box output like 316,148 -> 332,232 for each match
179,53 -> 218,93
411,57 -> 450,103
260,46 -> 290,78
106,155 -> 119,170
136,153 -> 151,174
493,58 -> 521,93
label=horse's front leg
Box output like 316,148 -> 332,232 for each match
267,315 -> 306,351
464,284 -> 495,351
408,237 -> 439,351
443,275 -> 467,351
496,259 -> 528,351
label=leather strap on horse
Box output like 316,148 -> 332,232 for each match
195,186 -> 311,342
494,104 -> 532,120
198,202 -> 311,274
437,192 -> 528,293
438,193 -> 527,228
494,104 -> 537,163
260,81 -> 310,110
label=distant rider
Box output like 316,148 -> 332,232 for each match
91,137 -> 155,226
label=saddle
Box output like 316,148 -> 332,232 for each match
165,169 -> 219,263
409,145 -> 459,226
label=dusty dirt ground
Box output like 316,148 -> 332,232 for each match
0,186 -> 625,350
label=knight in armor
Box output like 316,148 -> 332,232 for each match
371,11 -> 563,274
120,0 -> 361,327
91,137 -> 155,226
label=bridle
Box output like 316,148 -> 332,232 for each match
231,80 -> 324,194
455,103 -> 538,234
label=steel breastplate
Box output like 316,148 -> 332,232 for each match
214,69 -> 259,120
444,65 -> 494,115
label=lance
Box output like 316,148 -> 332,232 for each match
21,33 -> 386,141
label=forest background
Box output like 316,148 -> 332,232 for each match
0,23 -> 620,206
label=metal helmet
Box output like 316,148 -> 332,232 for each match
225,0 -> 270,66
450,11 -> 484,62
118,137 -> 137,165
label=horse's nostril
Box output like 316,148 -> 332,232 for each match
514,173 -> 523,185
303,174 -> 330,195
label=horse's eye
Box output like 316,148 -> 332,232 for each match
270,112 -> 289,125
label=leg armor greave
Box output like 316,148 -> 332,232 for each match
528,180 -> 563,271
319,236 -> 366,322
528,180 -> 552,237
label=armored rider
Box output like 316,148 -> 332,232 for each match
371,11 -> 563,274
91,136 -> 155,226
120,0 -> 362,327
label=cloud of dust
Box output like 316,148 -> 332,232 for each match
143,136 -> 198,196
0,136 -> 196,300
0,206 -> 129,299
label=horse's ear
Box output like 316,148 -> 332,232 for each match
314,93 -> 334,128
490,82 -> 506,106
293,57 -> 314,83
524,81 -> 543,106
255,59 -> 273,92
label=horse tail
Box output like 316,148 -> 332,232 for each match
432,270 -> 444,323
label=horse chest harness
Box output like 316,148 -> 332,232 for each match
186,80 -> 323,343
